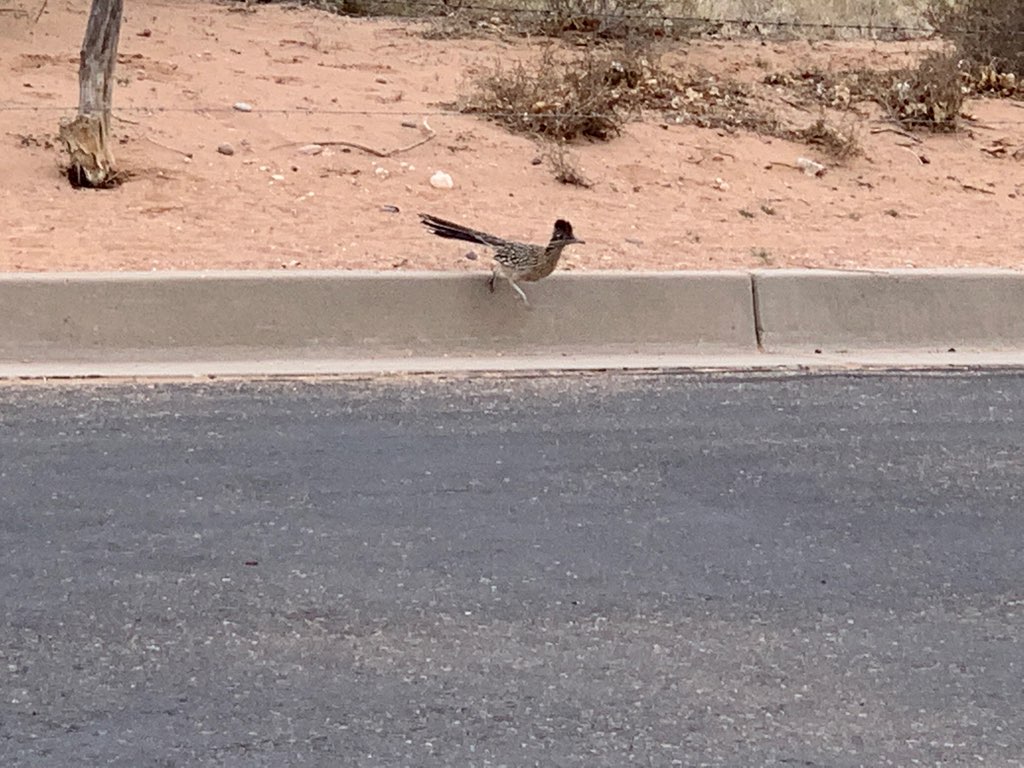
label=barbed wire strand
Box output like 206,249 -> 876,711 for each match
4,102 -> 1024,128
5,101 -> 1024,125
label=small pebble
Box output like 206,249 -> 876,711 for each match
530,156 -> 542,166
271,174 -> 285,181
233,101 -> 253,112
298,143 -> 323,155
380,205 -> 400,213
429,170 -> 454,189
400,121 -> 418,129
216,143 -> 234,156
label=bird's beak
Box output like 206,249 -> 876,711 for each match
572,237 -> 585,245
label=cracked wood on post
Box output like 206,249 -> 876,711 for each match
58,0 -> 123,188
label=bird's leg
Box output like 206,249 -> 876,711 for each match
488,272 -> 496,293
507,277 -> 530,307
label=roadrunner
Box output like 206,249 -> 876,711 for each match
419,213 -> 584,306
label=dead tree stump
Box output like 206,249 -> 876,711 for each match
59,0 -> 123,188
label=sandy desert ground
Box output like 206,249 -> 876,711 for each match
1,0 -> 1022,273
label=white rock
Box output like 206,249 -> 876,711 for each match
298,144 -> 323,155
233,101 -> 253,112
375,166 -> 390,179
430,170 -> 454,189
796,157 -> 826,177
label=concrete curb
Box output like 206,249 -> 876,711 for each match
2,269 -> 1023,377
753,269 -> 1024,353
0,270 -> 756,365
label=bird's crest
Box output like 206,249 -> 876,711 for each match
551,219 -> 579,244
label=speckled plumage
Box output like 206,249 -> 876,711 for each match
419,213 -> 584,305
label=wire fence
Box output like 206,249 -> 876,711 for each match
4,105 -> 1024,135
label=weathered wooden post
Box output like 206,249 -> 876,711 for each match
59,0 -> 124,188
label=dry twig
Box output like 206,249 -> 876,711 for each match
871,125 -> 921,144
272,119 -> 436,157
144,135 -> 193,158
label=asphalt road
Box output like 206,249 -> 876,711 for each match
2,371 -> 1023,767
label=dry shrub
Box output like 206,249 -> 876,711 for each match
767,52 -> 965,132
465,46 -> 790,144
543,142 -> 592,186
764,67 -> 887,109
462,46 -> 677,141
295,0 -> 701,43
971,65 -> 1021,97
663,72 -> 778,133
790,116 -> 861,160
927,0 -> 1024,77
437,0 -> 701,41
282,0 -> 455,18
884,51 -> 964,131
536,0 -> 686,40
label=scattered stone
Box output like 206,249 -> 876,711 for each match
400,121 -> 418,129
713,177 -> 730,191
380,205 -> 400,213
233,101 -> 253,113
624,237 -> 644,245
464,251 -> 478,261
216,142 -> 234,156
270,173 -> 285,181
137,28 -> 152,37
298,143 -> 323,156
530,156 -> 542,166
430,170 -> 454,189
375,77 -> 388,84
374,166 -> 390,179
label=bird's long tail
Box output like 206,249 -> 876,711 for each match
419,214 -> 508,248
